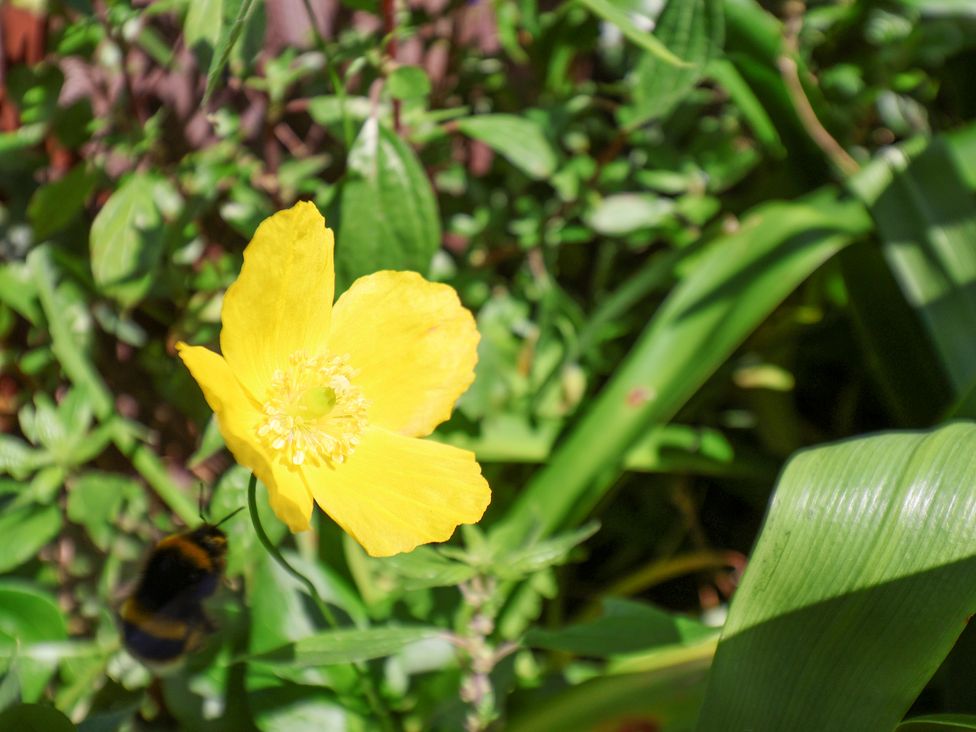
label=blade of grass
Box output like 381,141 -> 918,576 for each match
496,187 -> 871,544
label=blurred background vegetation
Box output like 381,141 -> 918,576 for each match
2,0 -> 976,729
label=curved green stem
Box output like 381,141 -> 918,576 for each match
246,474 -> 397,732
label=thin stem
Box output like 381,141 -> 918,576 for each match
246,474 -> 397,732
247,473 -> 339,626
382,0 -> 401,133
778,1 -> 859,177
301,0 -> 354,148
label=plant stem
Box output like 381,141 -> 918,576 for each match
301,0 -> 354,148
246,473 -> 397,732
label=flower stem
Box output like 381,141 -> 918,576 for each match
246,474 -> 397,731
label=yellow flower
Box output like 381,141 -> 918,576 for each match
177,202 -> 490,557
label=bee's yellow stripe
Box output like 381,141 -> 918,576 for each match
157,534 -> 212,570
120,599 -> 189,641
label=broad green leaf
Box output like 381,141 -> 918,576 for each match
899,716 -> 976,731
89,173 -> 179,308
849,135 -> 976,408
498,187 -> 871,543
336,118 -> 440,288
27,163 -> 97,240
455,114 -> 558,180
619,0 -> 724,127
387,66 -> 431,100
527,598 -> 713,657
249,626 -> 441,667
0,583 -> 68,703
696,423 -> 976,732
0,704 -> 75,732
0,504 -> 61,573
577,0 -> 689,67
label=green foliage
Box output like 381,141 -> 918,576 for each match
697,424 -> 976,731
2,0 -> 976,729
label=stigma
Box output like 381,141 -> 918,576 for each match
257,351 -> 369,467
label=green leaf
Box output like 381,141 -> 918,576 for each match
89,173 -> 180,308
0,583 -> 68,703
387,66 -> 431,100
899,715 -> 976,731
498,187 -> 871,543
202,0 -> 257,105
0,704 -> 75,732
585,193 -> 675,236
66,471 -> 139,550
27,164 -> 97,240
577,0 -> 690,67
696,423 -> 976,731
336,118 -> 441,288
0,504 -> 61,573
187,415 -> 226,468
848,135 -> 976,407
379,547 -> 477,590
184,0 -> 223,68
494,523 -> 600,579
0,435 -> 48,480
619,0 -> 724,127
527,598 -> 713,657
455,114 -> 558,180
248,626 -> 441,667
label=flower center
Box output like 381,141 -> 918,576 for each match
257,351 -> 369,467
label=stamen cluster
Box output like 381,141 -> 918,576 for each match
257,351 -> 369,467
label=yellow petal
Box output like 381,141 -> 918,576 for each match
306,427 -> 490,557
220,201 -> 335,401
177,343 -> 312,532
329,271 -> 479,437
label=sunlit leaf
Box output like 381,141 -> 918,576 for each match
455,114 -> 558,180
697,423 -> 976,731
336,118 -> 441,289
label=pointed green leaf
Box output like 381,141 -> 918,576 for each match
620,0 -> 724,127
455,114 -> 558,180
577,0 -> 689,67
89,173 -> 179,308
697,423 -> 976,732
336,118 -> 440,288
248,626 -> 441,667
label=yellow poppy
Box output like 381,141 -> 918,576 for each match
177,202 -> 490,557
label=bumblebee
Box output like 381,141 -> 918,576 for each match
120,509 -> 241,665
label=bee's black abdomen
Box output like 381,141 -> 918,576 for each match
121,620 -> 189,662
120,525 -> 230,665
